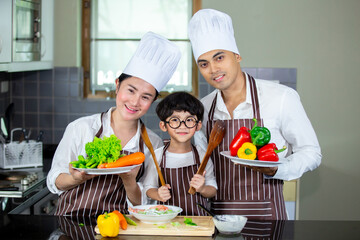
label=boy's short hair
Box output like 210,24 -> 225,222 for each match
156,92 -> 204,122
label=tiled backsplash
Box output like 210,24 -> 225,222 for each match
0,67 -> 296,144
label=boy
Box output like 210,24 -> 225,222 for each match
143,92 -> 217,216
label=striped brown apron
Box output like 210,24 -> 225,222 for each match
208,73 -> 287,220
55,113 -> 144,217
159,142 -> 208,216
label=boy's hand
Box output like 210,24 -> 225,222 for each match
190,172 -> 206,193
158,184 -> 171,202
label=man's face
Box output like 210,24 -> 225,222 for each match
197,49 -> 242,91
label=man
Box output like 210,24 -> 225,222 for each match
189,9 -> 321,220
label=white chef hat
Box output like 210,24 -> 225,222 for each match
188,9 -> 240,61
123,32 -> 181,92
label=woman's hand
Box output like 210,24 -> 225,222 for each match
190,172 -> 206,193
69,164 -> 96,184
55,164 -> 97,191
158,184 -> 171,202
118,165 -> 142,205
118,165 -> 141,184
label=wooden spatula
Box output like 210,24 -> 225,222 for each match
188,120 -> 226,195
140,124 -> 166,186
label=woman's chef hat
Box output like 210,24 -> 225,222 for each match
188,9 -> 240,61
123,32 -> 181,92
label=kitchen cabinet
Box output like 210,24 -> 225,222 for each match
0,0 -> 12,68
283,180 -> 298,220
40,0 -> 54,63
0,0 -> 54,72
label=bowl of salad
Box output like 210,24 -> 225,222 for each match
128,205 -> 182,224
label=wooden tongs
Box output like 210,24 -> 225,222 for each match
140,124 -> 166,186
188,120 -> 226,195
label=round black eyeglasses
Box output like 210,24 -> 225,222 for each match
165,116 -> 199,129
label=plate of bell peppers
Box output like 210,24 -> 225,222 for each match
220,119 -> 287,167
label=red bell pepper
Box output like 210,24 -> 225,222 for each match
229,127 -> 251,156
257,143 -> 287,161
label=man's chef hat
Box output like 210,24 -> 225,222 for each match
123,32 -> 181,92
188,9 -> 240,61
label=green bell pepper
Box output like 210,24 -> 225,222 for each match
250,118 -> 271,147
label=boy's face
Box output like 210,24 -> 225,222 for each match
159,110 -> 202,145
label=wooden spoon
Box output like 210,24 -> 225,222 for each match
140,124 -> 166,186
188,120 -> 226,195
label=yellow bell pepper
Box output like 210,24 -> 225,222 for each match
97,212 -> 120,237
237,142 -> 257,160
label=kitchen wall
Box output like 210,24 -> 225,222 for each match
2,66 -> 296,144
200,0 -> 360,220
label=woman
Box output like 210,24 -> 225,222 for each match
46,32 -> 181,216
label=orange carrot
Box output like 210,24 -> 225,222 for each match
97,163 -> 107,169
112,210 -> 128,230
105,152 -> 145,168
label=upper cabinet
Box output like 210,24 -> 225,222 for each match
0,0 -> 54,72
40,0 -> 54,63
0,0 -> 12,67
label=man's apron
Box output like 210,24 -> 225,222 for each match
159,142 -> 208,216
208,73 -> 287,220
55,113 -> 144,217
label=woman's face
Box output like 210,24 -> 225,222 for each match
115,76 -> 157,121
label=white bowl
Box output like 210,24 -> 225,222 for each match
213,215 -> 247,235
128,204 -> 182,224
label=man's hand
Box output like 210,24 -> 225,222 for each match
243,165 -> 278,176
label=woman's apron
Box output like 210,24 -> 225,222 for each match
159,142 -> 208,216
55,113 -> 144,217
208,73 -> 287,220
57,216 -> 97,240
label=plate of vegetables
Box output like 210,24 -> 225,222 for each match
220,151 -> 286,167
128,205 -> 183,224
73,163 -> 142,175
71,134 -> 145,175
222,119 -> 287,167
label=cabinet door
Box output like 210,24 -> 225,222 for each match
0,0 -> 12,63
41,0 -> 54,62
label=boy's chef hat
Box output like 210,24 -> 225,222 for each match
188,9 -> 240,61
123,32 -> 181,92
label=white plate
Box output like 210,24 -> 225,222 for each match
220,151 -> 286,167
73,164 -> 141,175
128,204 -> 182,224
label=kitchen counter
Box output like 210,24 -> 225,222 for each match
0,214 -> 359,240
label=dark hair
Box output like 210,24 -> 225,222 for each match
117,73 -> 159,100
156,91 -> 204,122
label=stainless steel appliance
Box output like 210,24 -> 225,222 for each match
0,168 -> 57,215
12,0 -> 41,62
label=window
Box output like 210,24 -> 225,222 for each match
82,0 -> 201,99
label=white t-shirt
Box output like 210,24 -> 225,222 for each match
143,145 -> 218,200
